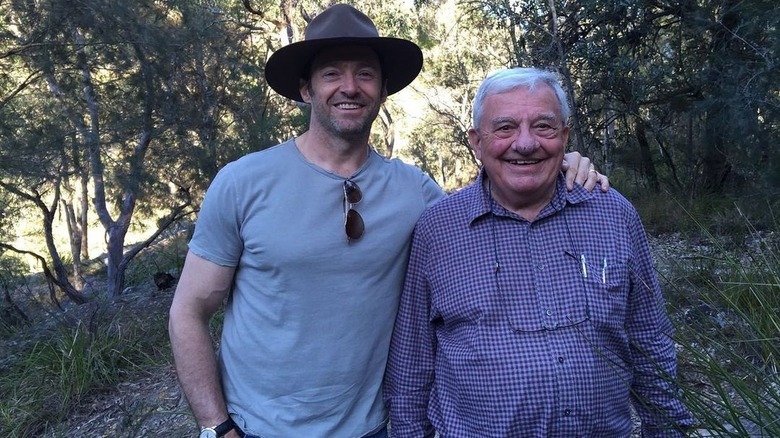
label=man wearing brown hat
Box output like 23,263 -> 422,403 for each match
169,4 -> 606,438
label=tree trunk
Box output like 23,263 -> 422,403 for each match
700,137 -> 731,194
62,143 -> 84,289
2,279 -> 30,326
377,105 -> 395,158
43,191 -> 86,303
0,182 -> 86,304
61,197 -> 84,289
106,223 -> 129,298
634,117 -> 659,191
79,170 -> 90,260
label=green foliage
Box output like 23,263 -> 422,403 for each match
1,0 -> 298,298
0,302 -> 171,436
661,208 -> 780,436
631,191 -> 779,240
210,308 -> 226,345
403,109 -> 479,191
1,0 -> 777,299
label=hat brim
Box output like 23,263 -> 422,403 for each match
265,37 -> 423,102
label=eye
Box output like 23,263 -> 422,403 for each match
493,125 -> 516,138
357,68 -> 378,79
533,122 -> 558,136
321,69 -> 340,79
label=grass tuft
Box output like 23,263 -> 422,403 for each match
664,203 -> 780,436
0,300 -> 171,435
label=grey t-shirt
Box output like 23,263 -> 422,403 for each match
189,140 -> 444,438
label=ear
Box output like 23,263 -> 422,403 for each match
380,82 -> 388,104
468,128 -> 483,161
299,79 -> 312,103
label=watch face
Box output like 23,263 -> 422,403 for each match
199,428 -> 218,438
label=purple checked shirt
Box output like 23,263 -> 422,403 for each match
384,171 -> 692,438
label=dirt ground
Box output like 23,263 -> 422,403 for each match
43,363 -> 195,437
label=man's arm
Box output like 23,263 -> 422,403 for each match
562,151 -> 610,191
384,224 -> 437,438
169,251 -> 241,438
624,210 -> 693,437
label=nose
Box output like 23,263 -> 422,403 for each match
512,129 -> 540,154
339,74 -> 359,95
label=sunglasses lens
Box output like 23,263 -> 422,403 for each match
345,209 -> 364,241
344,180 -> 362,204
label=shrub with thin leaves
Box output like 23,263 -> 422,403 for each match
667,206 -> 780,437
0,304 -> 169,436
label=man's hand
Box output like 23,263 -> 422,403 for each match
169,252 -> 237,438
562,151 -> 609,192
224,428 -> 243,438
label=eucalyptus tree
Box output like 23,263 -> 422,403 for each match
0,84 -> 88,303
1,0 -> 284,298
566,0 -> 779,195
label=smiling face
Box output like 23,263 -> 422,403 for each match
300,45 -> 387,142
468,85 -> 569,219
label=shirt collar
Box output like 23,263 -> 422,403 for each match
467,168 -> 595,225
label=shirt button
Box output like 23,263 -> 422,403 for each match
564,409 -> 572,416
536,264 -> 544,270
545,309 -> 553,316
557,356 -> 565,364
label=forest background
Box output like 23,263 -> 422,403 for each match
0,0 -> 778,436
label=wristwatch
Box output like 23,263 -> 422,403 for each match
199,417 -> 236,438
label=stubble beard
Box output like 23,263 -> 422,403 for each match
323,113 -> 373,140
310,93 -> 381,141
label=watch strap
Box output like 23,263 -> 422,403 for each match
212,417 -> 237,437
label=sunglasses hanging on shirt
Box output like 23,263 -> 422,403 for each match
343,179 -> 364,242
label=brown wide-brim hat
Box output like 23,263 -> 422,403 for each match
264,3 -> 423,102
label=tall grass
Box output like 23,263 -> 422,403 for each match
662,205 -> 780,437
0,299 -> 171,435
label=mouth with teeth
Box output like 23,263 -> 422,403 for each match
335,102 -> 362,110
507,159 -> 541,165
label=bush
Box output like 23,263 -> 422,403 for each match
0,299 -> 171,436
631,192 -> 779,241
666,208 -> 779,436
